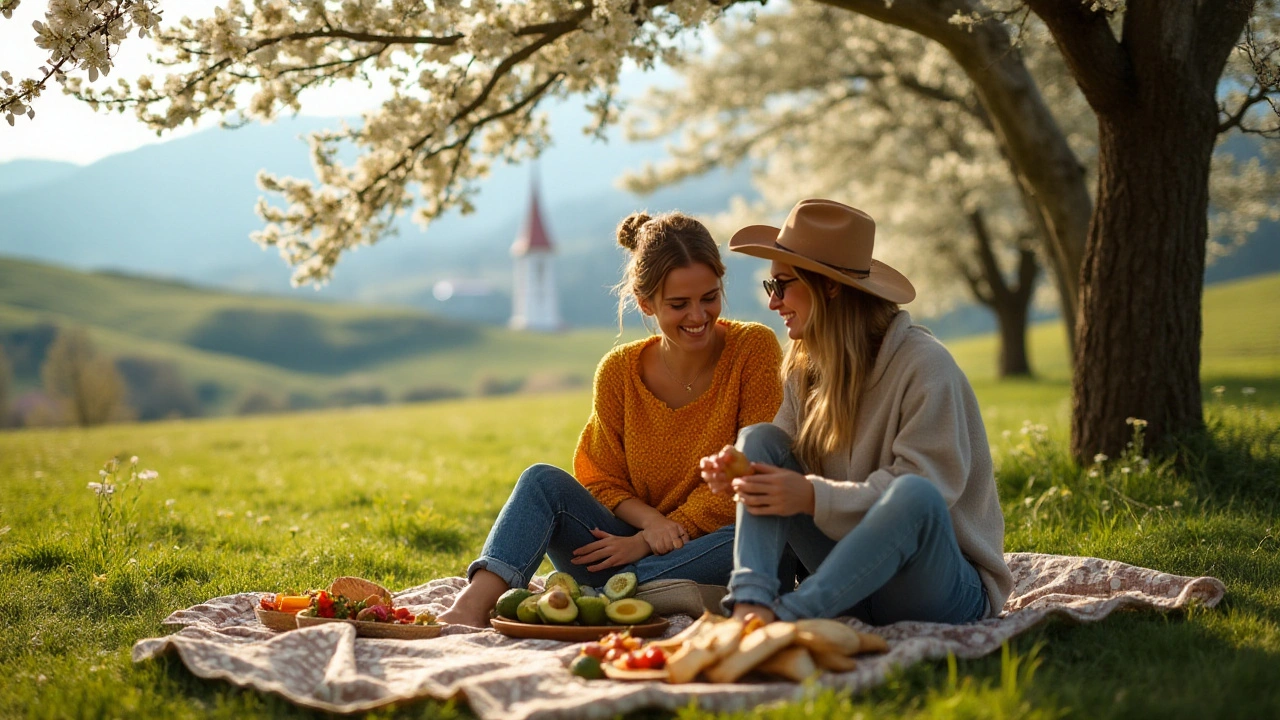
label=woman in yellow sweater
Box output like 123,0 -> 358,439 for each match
438,211 -> 783,627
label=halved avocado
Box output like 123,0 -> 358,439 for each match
516,593 -> 544,624
495,588 -> 533,620
537,588 -> 580,624
575,596 -> 610,626
544,571 -> 582,600
579,585 -> 599,598
603,571 -> 638,601
604,597 -> 654,625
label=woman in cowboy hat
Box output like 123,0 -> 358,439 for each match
700,198 -> 1013,625
438,211 -> 783,628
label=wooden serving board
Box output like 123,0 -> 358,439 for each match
295,614 -> 445,639
489,617 -> 669,642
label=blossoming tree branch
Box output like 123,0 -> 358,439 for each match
0,0 -> 162,124
1,0 -> 1278,461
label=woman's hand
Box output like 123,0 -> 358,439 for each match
641,517 -> 690,555
570,529 -> 651,572
699,445 -> 738,496
732,462 -> 815,516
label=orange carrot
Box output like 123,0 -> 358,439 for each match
276,595 -> 312,613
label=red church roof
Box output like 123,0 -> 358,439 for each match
511,181 -> 554,256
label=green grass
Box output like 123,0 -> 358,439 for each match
0,273 -> 1277,718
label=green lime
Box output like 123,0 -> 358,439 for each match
570,654 -> 604,680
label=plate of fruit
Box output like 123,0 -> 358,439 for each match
292,576 -> 444,639
255,592 -> 314,631
488,571 -> 669,642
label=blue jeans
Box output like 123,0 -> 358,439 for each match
467,463 -> 735,590
725,423 -> 988,625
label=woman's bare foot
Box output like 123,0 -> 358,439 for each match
438,569 -> 510,628
731,602 -> 775,624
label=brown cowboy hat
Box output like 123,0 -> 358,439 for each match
729,198 -> 915,304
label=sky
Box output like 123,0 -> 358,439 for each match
0,2 -> 690,166
0,1 -> 451,165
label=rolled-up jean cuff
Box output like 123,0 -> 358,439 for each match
723,571 -> 780,614
467,557 -> 525,589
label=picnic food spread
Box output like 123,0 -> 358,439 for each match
256,576 -> 439,634
569,611 -> 888,683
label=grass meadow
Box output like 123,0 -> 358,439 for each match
1,275 -> 1278,718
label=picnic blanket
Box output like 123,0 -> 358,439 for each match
133,553 -> 1225,719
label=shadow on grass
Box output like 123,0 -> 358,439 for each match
1176,404 -> 1280,515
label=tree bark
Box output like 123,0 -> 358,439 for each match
818,0 -> 1090,357
1025,0 -> 1256,458
1072,108 -> 1212,456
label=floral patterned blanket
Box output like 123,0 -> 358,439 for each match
132,553 -> 1225,719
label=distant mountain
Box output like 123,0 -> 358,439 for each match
0,159 -> 80,194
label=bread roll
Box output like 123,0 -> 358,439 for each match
329,576 -> 392,606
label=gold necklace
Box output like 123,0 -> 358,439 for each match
659,332 -> 720,393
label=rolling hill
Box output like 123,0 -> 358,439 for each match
1,256 -> 1275,425
0,257 -> 627,418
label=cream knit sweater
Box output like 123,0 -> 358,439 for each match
775,311 -> 1013,617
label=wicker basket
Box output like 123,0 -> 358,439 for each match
254,608 -> 301,632
295,614 -> 444,639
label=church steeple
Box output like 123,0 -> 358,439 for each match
511,176 -> 553,256
509,173 -> 562,332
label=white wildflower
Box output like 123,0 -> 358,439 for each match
138,470 -> 159,481
1093,453 -> 1108,464
1242,387 -> 1256,396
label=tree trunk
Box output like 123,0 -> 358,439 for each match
1045,0 -> 1255,459
1070,102 -> 1216,457
960,211 -> 1039,379
996,300 -> 1032,378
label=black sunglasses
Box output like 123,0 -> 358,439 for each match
762,277 -> 798,300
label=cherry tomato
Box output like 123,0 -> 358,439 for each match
639,647 -> 666,669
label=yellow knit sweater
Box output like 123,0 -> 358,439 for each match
573,320 -> 783,538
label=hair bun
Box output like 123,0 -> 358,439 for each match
616,212 -> 652,251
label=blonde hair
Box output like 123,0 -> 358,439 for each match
782,268 -> 899,470
613,211 -> 725,332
